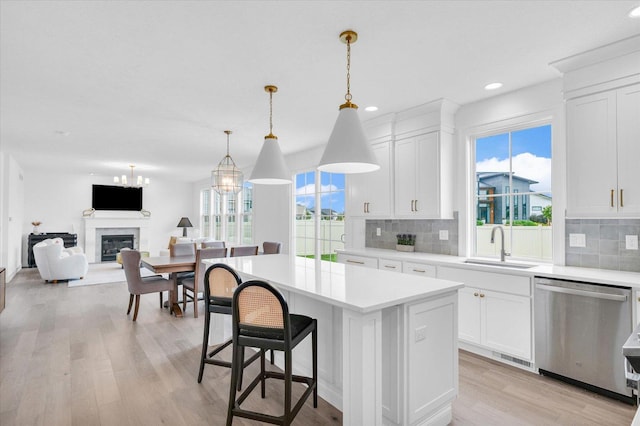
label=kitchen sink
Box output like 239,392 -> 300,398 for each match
463,259 -> 536,269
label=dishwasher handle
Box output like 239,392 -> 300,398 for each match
536,283 -> 628,302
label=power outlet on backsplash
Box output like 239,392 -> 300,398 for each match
626,235 -> 639,250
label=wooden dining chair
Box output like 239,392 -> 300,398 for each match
230,245 -> 259,257
262,241 -> 282,254
202,241 -> 225,249
121,248 -> 173,321
181,247 -> 227,318
226,280 -> 318,426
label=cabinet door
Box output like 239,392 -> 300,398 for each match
458,287 -> 481,344
481,289 -> 532,360
566,91 -> 618,216
395,137 -> 417,217
414,132 -> 440,218
346,141 -> 392,217
616,85 -> 640,216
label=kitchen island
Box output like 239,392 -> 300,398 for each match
206,254 -> 463,426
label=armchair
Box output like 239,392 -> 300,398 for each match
33,238 -> 89,283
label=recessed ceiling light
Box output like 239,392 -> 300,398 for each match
484,82 -> 503,91
54,130 -> 71,136
364,106 -> 378,112
629,5 -> 640,18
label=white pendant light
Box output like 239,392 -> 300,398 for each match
318,30 -> 379,174
212,130 -> 244,194
249,85 -> 291,184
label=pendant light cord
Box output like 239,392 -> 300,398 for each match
269,89 -> 274,135
345,35 -> 352,102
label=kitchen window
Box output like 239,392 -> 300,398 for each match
294,170 -> 345,262
473,123 -> 552,261
200,182 -> 253,243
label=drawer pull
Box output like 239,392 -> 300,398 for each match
384,265 -> 396,269
611,189 -> 615,208
347,260 -> 365,265
413,269 -> 426,273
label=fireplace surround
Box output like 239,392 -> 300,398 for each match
83,211 -> 150,263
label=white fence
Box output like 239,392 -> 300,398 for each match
295,219 -> 345,256
476,225 -> 552,261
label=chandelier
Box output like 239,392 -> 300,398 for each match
318,30 -> 379,174
212,130 -> 244,194
113,165 -> 150,187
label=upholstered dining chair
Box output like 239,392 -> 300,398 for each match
198,264 -> 260,384
230,245 -> 259,257
226,280 -> 317,426
170,242 -> 196,285
121,248 -> 173,321
202,241 -> 225,249
181,247 -> 227,318
262,241 -> 282,254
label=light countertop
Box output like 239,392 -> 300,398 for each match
337,248 -> 640,288
204,254 -> 463,313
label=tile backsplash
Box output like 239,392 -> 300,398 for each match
565,218 -> 640,272
366,213 -> 459,256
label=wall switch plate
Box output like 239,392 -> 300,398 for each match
439,230 -> 449,240
376,227 -> 381,236
626,235 -> 639,250
415,325 -> 427,343
569,233 -> 586,247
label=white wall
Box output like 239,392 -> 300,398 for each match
0,153 -> 25,280
22,171 -> 195,263
454,78 -> 566,264
253,184 -> 291,254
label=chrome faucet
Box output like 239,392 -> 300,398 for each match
490,225 -> 510,262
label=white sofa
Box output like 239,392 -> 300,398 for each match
33,238 -> 89,282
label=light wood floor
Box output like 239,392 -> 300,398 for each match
1,268 -> 636,425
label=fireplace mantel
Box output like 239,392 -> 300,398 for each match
83,211 -> 150,263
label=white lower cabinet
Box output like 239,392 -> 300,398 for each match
438,266 -> 532,361
337,253 -> 378,269
402,261 -> 437,278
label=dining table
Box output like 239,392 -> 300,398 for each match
141,254 -> 196,317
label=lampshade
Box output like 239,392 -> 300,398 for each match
212,130 -> 244,194
318,106 -> 379,173
318,30 -> 379,174
249,85 -> 291,184
177,217 -> 193,237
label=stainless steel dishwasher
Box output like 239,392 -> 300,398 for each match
534,277 -> 634,402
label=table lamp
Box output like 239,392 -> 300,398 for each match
177,217 -> 193,237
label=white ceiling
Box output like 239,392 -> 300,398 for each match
1,1 -> 639,183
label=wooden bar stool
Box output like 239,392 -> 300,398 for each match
197,264 -> 260,384
226,280 -> 317,426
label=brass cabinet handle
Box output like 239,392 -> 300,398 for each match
413,268 -> 426,273
410,200 -> 414,212
611,189 -> 615,207
474,292 -> 479,297
414,199 -> 418,212
347,260 -> 364,265
384,265 -> 396,269
479,293 -> 485,298
621,189 -> 624,207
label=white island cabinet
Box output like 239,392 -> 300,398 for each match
208,254 -> 463,426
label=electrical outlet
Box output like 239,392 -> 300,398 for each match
376,227 -> 381,236
415,325 -> 427,343
626,235 -> 639,250
569,233 -> 586,247
439,230 -> 449,240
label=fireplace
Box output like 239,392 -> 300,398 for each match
101,234 -> 134,262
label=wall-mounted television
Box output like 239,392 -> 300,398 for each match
92,184 -> 143,211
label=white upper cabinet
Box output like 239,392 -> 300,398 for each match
566,84 -> 640,217
346,141 -> 392,217
394,131 -> 453,219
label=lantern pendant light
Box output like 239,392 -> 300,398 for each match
248,85 -> 291,184
212,130 -> 244,194
318,30 -> 379,174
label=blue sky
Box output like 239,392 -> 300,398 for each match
295,171 -> 346,213
476,124 -> 552,193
